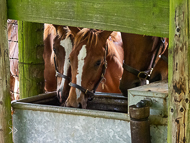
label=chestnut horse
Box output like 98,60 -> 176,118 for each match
119,33 -> 166,96
44,24 -> 76,103
43,24 -> 57,92
64,28 -> 124,108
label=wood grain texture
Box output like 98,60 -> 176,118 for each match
0,0 -> 13,142
18,21 -> 44,99
168,0 -> 190,142
8,0 -> 169,37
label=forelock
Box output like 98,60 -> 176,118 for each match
74,28 -> 102,48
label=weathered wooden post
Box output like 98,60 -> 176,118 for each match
168,0 -> 190,142
0,0 -> 13,142
18,22 -> 44,99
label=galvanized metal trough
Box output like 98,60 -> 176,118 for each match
12,80 -> 168,143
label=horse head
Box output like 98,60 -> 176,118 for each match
119,33 -> 163,96
64,28 -> 123,108
149,38 -> 168,82
52,26 -> 81,104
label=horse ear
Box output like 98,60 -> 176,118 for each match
53,25 -> 67,39
68,26 -> 80,37
99,30 -> 112,42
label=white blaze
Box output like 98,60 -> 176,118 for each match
59,37 -> 72,90
76,45 -> 87,99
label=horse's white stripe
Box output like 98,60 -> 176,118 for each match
76,45 -> 87,99
59,37 -> 72,90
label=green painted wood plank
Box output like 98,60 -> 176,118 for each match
0,0 -> 13,142
18,21 -> 44,99
168,0 -> 190,142
7,0 -> 169,37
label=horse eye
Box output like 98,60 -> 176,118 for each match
53,48 -> 56,54
95,60 -> 101,66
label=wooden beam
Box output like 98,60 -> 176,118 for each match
7,0 -> 169,37
168,0 -> 190,142
18,21 -> 44,99
0,0 -> 13,142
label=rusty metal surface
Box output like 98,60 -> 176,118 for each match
129,105 -> 150,119
130,120 -> 150,143
129,104 -> 150,143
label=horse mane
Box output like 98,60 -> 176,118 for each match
44,24 -> 73,41
66,27 -> 75,39
72,28 -> 123,66
44,24 -> 56,39
73,28 -> 102,48
109,31 -> 119,42
56,26 -> 71,39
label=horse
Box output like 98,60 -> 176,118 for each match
53,26 -> 78,103
149,38 -> 168,82
8,20 -> 19,100
44,24 -> 76,104
43,24 -> 58,93
64,28 -> 124,108
119,32 -> 166,96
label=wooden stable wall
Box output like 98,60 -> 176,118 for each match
0,0 -> 189,142
18,21 -> 44,98
0,0 -> 13,142
168,0 -> 190,142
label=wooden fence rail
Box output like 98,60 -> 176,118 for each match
7,0 -> 169,37
0,0 -> 13,142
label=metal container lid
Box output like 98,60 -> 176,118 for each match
129,105 -> 150,120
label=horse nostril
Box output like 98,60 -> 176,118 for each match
88,96 -> 93,101
119,88 -> 127,97
61,102 -> 66,107
78,103 -> 82,108
57,89 -> 63,103
119,85 -> 128,97
57,93 -> 60,99
134,81 -> 140,87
